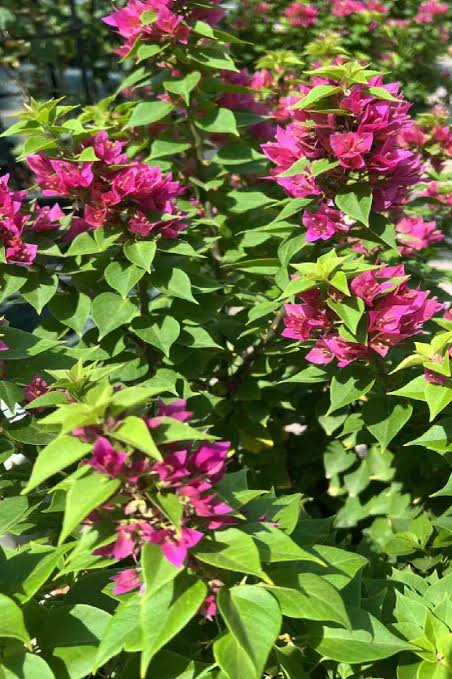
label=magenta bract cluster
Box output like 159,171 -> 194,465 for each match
103,0 -> 224,57
27,131 -> 186,242
74,400 -> 233,593
283,265 -> 442,367
262,76 -> 422,242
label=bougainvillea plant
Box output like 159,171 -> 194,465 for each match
0,1 -> 451,678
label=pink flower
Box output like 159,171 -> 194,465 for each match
88,131 -> 128,165
302,203 -> 349,242
102,0 -> 191,57
368,288 -> 443,356
188,441 -> 230,486
148,399 -> 193,429
189,495 -> 234,530
152,450 -> 190,485
283,2 -> 318,27
24,375 -> 49,404
199,579 -> 222,620
148,526 -> 204,568
89,436 -> 127,478
396,215 -> 444,254
305,335 -> 369,367
111,568 -> 141,595
282,300 -> 331,341
330,131 -> 373,169
5,238 -> 37,266
350,265 -> 405,306
32,204 -> 64,232
415,0 -> 448,23
424,370 -> 447,385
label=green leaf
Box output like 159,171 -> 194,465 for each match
92,292 -> 138,339
167,268 -> 198,304
59,470 -> 120,543
242,523 -> 324,565
196,107 -> 239,135
131,316 -> 180,357
149,137 -> 192,159
368,213 -> 398,250
265,574 -> 350,628
21,272 -> 58,314
0,653 -> 55,678
112,415 -> 162,460
140,573 -> 207,676
304,607 -> 412,663
277,158 -> 308,177
49,292 -> 91,336
362,398 -> 413,450
152,416 -> 216,445
105,261 -> 145,298
389,375 -> 427,402
0,327 -> 58,360
141,542 -> 182,598
163,71 -> 201,105
406,418 -> 452,454
368,86 -> 400,102
292,85 -> 342,110
0,544 -> 68,603
124,240 -> 156,272
216,585 -> 281,679
110,385 -> 166,410
328,367 -> 375,414
0,380 -> 24,411
275,645 -> 310,679
424,382 -> 452,421
39,604 -> 111,679
136,43 -> 163,62
127,100 -> 174,127
0,497 -> 30,534
95,598 -> 141,670
335,183 -> 372,227
78,147 -> 99,161
327,297 -> 365,335
0,593 -> 30,644
191,47 -> 238,72
23,435 -> 92,494
193,527 -> 265,579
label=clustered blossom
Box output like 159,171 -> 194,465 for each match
283,2 -> 318,27
103,0 -> 224,57
27,131 -> 186,242
415,0 -> 448,23
0,174 -> 62,266
282,265 -> 442,367
75,400 -> 233,593
398,108 -> 452,172
24,375 -> 49,411
262,73 -> 422,242
396,215 -> 444,254
331,0 -> 388,16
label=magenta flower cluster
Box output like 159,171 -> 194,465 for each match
415,0 -> 448,23
331,0 -> 388,16
0,173 -> 63,266
396,215 -> 444,255
103,0 -> 224,57
262,76 -> 422,242
74,400 -> 233,594
283,2 -> 318,27
27,131 -> 186,242
283,265 -> 442,366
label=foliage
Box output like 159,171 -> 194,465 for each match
0,1 -> 451,678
